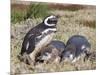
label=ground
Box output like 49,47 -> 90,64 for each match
11,4 -> 96,74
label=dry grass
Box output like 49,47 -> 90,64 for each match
11,4 -> 96,74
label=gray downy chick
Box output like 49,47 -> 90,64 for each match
36,40 -> 65,63
61,35 -> 91,63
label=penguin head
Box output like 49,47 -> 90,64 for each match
36,52 -> 52,63
36,45 -> 59,62
62,44 -> 76,62
38,52 -> 52,61
36,46 -> 53,62
43,15 -> 59,26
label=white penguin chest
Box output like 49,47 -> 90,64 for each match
29,33 -> 55,60
35,33 -> 55,50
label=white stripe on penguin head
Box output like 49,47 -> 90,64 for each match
42,28 -> 57,34
44,15 -> 57,26
36,28 -> 57,39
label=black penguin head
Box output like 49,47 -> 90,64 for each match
43,15 -> 59,26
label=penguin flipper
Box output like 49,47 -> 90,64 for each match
20,35 -> 36,55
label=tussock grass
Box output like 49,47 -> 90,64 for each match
11,3 -> 49,23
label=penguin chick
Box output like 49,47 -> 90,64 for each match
36,40 -> 65,64
61,35 -> 91,63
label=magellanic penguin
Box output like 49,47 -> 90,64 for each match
18,15 -> 59,65
36,40 -> 65,64
61,35 -> 91,63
